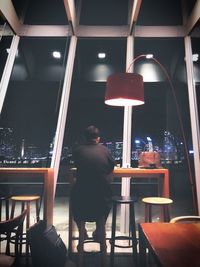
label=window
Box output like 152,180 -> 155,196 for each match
0,37 -> 70,167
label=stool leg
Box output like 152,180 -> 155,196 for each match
130,203 -> 138,267
144,204 -> 148,222
25,202 -> 30,258
110,203 -> 117,267
26,202 -> 30,230
5,199 -> 9,220
163,205 -> 170,222
97,217 -> 107,267
0,200 -> 2,221
36,199 -> 40,222
68,201 -> 73,258
148,205 -> 152,222
78,221 -> 85,267
145,204 -> 152,222
10,201 -> 16,219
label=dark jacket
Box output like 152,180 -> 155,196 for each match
71,141 -> 115,221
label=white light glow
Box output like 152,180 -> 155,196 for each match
105,98 -> 145,106
52,51 -> 61,59
146,54 -> 153,59
98,52 -> 106,59
192,54 -> 199,62
88,64 -> 114,82
137,62 -> 164,82
7,48 -> 19,57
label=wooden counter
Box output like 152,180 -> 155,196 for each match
139,222 -> 200,267
69,167 -> 169,197
0,168 -> 54,225
112,167 -> 169,197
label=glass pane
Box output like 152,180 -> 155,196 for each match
191,33 -> 200,128
11,0 -> 28,22
137,0 -> 183,26
0,37 -> 70,167
132,38 -> 195,214
20,0 -> 69,25
58,38 -> 126,190
0,16 -> 5,25
79,0 -> 129,25
0,23 -> 13,80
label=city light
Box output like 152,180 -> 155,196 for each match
0,127 -> 186,167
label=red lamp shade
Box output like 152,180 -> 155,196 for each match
105,73 -> 145,106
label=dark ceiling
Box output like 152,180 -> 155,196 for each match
1,0 -> 200,84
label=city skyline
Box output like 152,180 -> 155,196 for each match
0,126 -> 185,166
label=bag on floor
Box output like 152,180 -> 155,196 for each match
27,220 -> 67,267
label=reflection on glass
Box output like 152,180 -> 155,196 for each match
0,23 -> 13,80
22,0 -> 68,25
191,28 -> 200,144
137,0 -> 183,26
79,0 -> 129,26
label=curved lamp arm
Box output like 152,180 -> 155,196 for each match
127,55 -> 196,213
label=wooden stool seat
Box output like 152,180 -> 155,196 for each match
0,195 -> 10,221
142,197 -> 173,222
170,216 -> 200,223
10,195 -> 41,257
142,197 -> 173,205
11,195 -> 40,202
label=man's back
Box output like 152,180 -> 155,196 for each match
71,125 -> 115,222
74,142 -> 115,183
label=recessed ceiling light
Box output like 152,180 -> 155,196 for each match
192,54 -> 199,62
53,51 -> 61,59
146,54 -> 153,59
98,52 -> 106,59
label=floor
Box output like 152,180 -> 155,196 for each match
37,195 -> 194,266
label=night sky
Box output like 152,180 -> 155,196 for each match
0,36 -> 194,155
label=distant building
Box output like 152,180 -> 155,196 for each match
115,141 -> 123,160
0,127 -> 16,158
162,131 -> 178,161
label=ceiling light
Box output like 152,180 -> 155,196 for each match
98,52 -> 106,59
146,54 -> 153,59
192,54 -> 199,62
52,51 -> 61,59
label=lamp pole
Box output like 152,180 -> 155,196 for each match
120,35 -> 134,233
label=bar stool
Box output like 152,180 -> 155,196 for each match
10,195 -> 40,255
77,217 -> 107,267
110,196 -> 138,267
142,197 -> 173,222
0,195 -> 9,221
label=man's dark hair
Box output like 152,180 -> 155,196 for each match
85,125 -> 100,141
